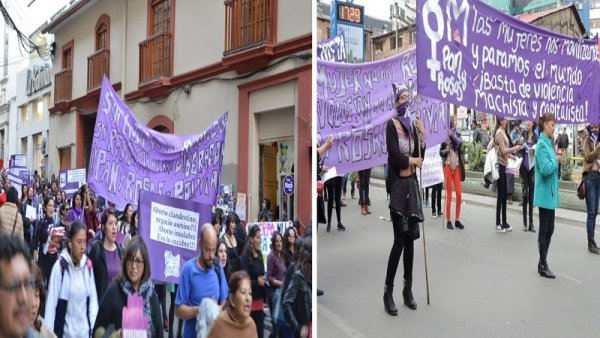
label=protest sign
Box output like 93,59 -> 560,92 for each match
416,0 -> 600,123
317,33 -> 347,62
235,192 -> 247,222
417,145 -> 444,188
59,168 -> 86,199
7,155 -> 30,199
88,76 -> 228,209
138,190 -> 212,283
246,221 -> 293,268
317,48 -> 450,175
122,294 -> 148,338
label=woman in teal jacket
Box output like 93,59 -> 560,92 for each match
533,113 -> 560,279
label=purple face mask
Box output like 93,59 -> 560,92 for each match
396,101 -> 411,130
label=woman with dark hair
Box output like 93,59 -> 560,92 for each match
223,213 -> 241,272
240,224 -> 266,338
84,194 -> 99,244
67,191 -> 85,224
217,239 -> 231,282
212,208 -> 225,237
533,113 -> 560,278
282,227 -> 296,268
282,237 -> 312,338
124,210 -> 139,246
383,82 -> 425,315
440,115 -> 465,230
494,116 -> 524,233
582,123 -> 600,254
266,232 -> 286,337
89,208 -> 124,300
57,204 -> 71,232
30,263 -> 56,337
45,221 -> 99,337
206,270 -> 257,338
32,198 -> 61,287
93,236 -> 164,337
520,120 -> 538,232
258,198 -> 272,222
119,203 -> 134,236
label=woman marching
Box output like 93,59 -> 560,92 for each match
520,120 -> 538,233
533,113 -> 560,278
582,124 -> 600,254
439,115 -> 465,230
383,82 -> 425,315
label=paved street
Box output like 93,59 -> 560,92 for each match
317,183 -> 600,337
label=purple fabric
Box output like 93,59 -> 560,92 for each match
88,77 -> 228,209
416,0 -> 600,124
138,190 -> 212,283
104,247 -> 121,285
317,33 -> 347,62
67,207 -> 84,223
317,47 -> 450,175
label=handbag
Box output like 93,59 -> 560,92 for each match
577,179 -> 586,200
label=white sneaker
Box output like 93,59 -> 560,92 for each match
496,225 -> 506,233
432,214 -> 438,219
505,225 -> 513,232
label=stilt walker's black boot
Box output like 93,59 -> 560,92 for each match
402,278 -> 417,310
383,285 -> 398,315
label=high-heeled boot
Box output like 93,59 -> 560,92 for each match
402,278 -> 417,310
538,241 -> 555,279
383,285 -> 398,315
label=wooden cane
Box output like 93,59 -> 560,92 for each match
417,112 -> 431,306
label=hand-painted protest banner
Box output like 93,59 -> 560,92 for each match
88,76 -> 228,209
139,190 -> 212,283
317,47 -> 450,175
416,0 -> 600,123
246,221 -> 293,269
59,168 -> 86,199
7,155 -> 30,199
317,33 -> 347,62
416,145 -> 444,188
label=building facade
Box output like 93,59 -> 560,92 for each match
42,0 -> 311,227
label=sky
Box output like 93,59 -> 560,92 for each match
320,0 -> 393,21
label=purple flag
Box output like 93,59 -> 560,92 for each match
138,190 -> 212,283
416,0 -> 600,123
317,48 -> 449,175
88,77 -> 228,209
317,33 -> 347,62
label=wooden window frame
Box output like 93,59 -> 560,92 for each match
146,0 -> 175,77
62,40 -> 74,70
95,14 -> 110,51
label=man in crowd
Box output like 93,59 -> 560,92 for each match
175,224 -> 228,338
0,233 -> 36,338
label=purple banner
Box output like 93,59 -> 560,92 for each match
317,33 -> 347,62
416,0 -> 600,123
317,48 -> 449,175
88,77 -> 228,209
59,169 -> 86,199
138,190 -> 212,284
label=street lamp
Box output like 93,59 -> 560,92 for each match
390,0 -> 401,50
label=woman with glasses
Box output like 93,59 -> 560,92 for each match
582,124 -> 600,254
240,225 -> 266,338
45,221 -> 99,337
93,236 -> 164,338
283,227 -> 296,268
89,208 -> 124,301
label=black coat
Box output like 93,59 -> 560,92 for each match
385,119 -> 425,194
88,238 -> 124,301
240,252 -> 266,302
282,269 -> 311,337
93,281 -> 164,338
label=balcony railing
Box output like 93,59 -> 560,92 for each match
87,48 -> 110,91
139,32 -> 172,83
54,69 -> 72,104
224,0 -> 274,54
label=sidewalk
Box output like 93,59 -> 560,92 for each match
370,178 -> 586,228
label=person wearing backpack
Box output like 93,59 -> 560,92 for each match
175,224 -> 228,338
89,208 -> 124,301
45,221 -> 99,337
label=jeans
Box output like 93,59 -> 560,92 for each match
385,212 -> 416,287
520,166 -> 535,227
326,176 -> 343,225
585,171 -> 600,239
430,183 -> 443,215
342,173 -> 356,196
496,164 -> 508,226
444,164 -> 462,221
359,169 -> 371,206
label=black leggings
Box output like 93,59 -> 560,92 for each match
251,310 -> 265,338
326,176 -> 343,225
520,166 -> 534,227
538,207 -> 555,245
496,164 -> 507,225
385,212 -> 416,287
359,169 -> 371,206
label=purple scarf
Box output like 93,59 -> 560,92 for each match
67,207 -> 84,223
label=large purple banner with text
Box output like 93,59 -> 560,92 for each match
88,77 -> 228,209
139,190 -> 212,283
317,48 -> 449,175
416,0 -> 600,123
